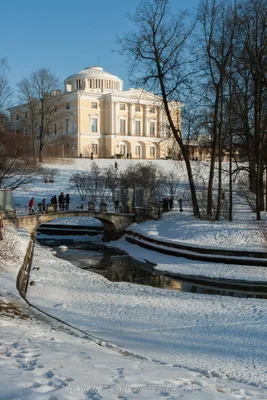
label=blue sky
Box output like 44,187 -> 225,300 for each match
2,0 -> 199,105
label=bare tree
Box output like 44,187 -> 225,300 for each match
240,0 -> 267,220
102,165 -> 120,202
198,0 -> 238,220
120,163 -> 159,200
0,59 -> 12,117
118,0 -> 200,217
18,68 -> 62,162
0,132 -> 42,189
157,170 -> 180,200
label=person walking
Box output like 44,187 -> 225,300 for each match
179,198 -> 183,212
169,196 -> 174,210
65,194 -> 70,210
28,197 -> 35,215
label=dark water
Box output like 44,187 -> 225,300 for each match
39,241 -> 267,298
35,221 -> 267,298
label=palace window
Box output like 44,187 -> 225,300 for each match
91,102 -> 97,109
150,121 -> 156,136
120,119 -> 126,134
76,79 -> 82,89
150,146 -> 155,156
135,120 -> 141,135
135,105 -> 141,112
24,112 -> 28,119
91,117 -> 98,133
149,107 -> 155,113
120,144 -> 126,155
16,114 -> 20,120
66,118 -> 70,133
54,123 -> 58,135
135,145 -> 141,156
119,104 -> 126,110
66,103 -> 70,110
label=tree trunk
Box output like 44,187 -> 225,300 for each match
207,83 -> 220,218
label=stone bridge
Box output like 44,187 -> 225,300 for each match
2,210 -> 136,235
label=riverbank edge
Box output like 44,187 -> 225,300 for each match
125,229 -> 267,267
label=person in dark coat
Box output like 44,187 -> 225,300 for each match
38,198 -> 46,214
51,195 -> 57,211
58,192 -> 65,210
163,197 -> 169,212
41,198 -> 46,214
65,194 -> 70,210
169,196 -> 174,210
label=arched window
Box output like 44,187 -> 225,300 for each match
135,144 -> 141,157
150,146 -> 156,158
119,143 -> 126,155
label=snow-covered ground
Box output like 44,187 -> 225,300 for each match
1,158 -> 267,399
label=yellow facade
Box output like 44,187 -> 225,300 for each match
9,66 -> 182,160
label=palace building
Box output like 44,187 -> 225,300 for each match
9,66 -> 182,159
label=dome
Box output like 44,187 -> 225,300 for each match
64,66 -> 123,93
65,66 -> 122,82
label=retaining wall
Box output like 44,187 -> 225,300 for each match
16,240 -> 34,298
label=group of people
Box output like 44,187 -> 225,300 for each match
50,193 -> 70,211
28,193 -> 71,215
162,197 -> 183,212
162,196 -> 174,212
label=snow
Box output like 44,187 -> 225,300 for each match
1,158 -> 267,399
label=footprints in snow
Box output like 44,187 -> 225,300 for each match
2,340 -> 74,395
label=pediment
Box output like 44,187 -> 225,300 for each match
119,89 -> 162,102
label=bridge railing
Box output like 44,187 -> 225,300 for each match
15,202 -> 118,216
15,201 -> 156,217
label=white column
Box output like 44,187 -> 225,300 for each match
160,107 -> 163,137
114,102 -> 118,134
111,102 -> 114,134
164,114 -> 167,137
144,105 -> 149,136
105,101 -> 108,134
130,103 -> 134,135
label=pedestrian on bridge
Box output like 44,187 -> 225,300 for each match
65,194 -> 70,210
58,192 -> 66,210
51,195 -> 57,211
28,198 -> 35,215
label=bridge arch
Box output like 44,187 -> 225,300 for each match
3,210 -> 135,235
